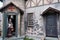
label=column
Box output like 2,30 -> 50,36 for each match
20,14 -> 25,36
18,13 -> 20,37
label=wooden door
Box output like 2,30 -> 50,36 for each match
46,14 -> 58,37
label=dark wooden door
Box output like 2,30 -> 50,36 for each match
46,14 -> 58,37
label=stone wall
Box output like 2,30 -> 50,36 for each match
25,3 -> 60,40
3,0 -> 25,11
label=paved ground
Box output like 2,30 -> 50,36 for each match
45,37 -> 58,40
0,37 -> 58,40
0,37 -> 24,40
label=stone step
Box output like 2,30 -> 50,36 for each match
45,37 -> 58,40
3,37 -> 24,40
4,38 -> 23,40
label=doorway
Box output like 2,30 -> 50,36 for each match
45,14 -> 58,38
7,15 -> 16,37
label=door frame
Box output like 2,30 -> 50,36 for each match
3,13 -> 18,38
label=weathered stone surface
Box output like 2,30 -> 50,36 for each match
25,3 -> 60,40
3,0 -> 25,11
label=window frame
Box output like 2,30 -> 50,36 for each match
27,13 -> 33,27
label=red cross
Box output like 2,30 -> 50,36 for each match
8,6 -> 15,11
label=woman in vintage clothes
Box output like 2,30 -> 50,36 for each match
7,18 -> 14,37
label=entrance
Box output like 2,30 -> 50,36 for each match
7,15 -> 16,37
3,13 -> 18,38
45,14 -> 58,37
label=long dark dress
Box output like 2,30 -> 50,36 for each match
7,22 -> 14,37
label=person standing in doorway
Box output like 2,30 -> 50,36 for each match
7,18 -> 14,37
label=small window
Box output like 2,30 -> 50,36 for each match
27,13 -> 33,27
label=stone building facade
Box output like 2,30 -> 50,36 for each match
0,0 -> 60,40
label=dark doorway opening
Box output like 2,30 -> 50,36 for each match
7,15 -> 16,37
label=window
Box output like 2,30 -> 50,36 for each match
26,13 -> 33,35
27,13 -> 33,27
